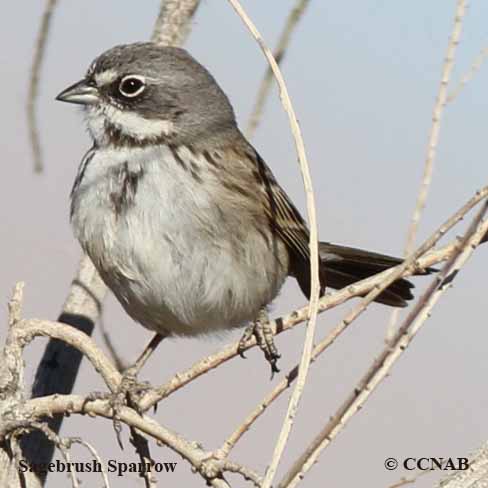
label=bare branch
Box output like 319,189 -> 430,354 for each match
223,460 -> 263,487
17,422 -> 81,488
387,459 -> 448,488
67,438 -> 111,488
447,47 -> 488,103
404,0 -> 467,253
27,0 -> 58,173
225,2 -> 320,486
7,395 -> 206,478
8,282 -> 25,327
246,0 -> 310,138
151,0 -> 201,46
13,317 -> 121,391
387,0 -> 467,348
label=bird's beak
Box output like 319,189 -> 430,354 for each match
56,79 -> 99,105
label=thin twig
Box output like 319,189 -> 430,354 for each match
387,0 -> 467,340
403,0 -> 467,253
13,318 -> 122,392
447,47 -> 488,103
225,2 -> 320,486
27,0 -> 58,173
278,203 -> 488,488
18,422 -> 81,488
7,435 -> 27,488
65,437 -> 111,488
223,460 -> 263,488
246,0 -> 310,138
8,282 -> 25,327
387,462 -> 445,488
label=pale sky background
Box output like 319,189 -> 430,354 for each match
1,1 -> 488,487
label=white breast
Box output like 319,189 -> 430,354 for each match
70,145 -> 289,336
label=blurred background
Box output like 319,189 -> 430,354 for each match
1,1 -> 487,486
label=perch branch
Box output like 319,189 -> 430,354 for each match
225,2 -> 320,486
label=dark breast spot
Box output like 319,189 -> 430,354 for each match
110,161 -> 144,216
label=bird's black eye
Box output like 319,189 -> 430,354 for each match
119,75 -> 145,98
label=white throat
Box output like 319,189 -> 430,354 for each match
84,104 -> 174,145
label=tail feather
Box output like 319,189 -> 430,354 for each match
296,242 -> 433,308
323,266 -> 413,307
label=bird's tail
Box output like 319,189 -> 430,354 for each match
316,242 -> 433,307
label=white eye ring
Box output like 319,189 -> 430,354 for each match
119,75 -> 146,98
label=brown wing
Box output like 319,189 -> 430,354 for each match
242,147 -> 327,297
211,138 -> 320,296
251,149 -> 311,263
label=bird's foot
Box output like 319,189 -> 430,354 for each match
238,310 -> 280,377
110,366 -> 152,448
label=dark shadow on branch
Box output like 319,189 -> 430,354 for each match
20,312 -> 95,484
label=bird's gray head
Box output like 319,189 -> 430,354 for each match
56,42 -> 237,147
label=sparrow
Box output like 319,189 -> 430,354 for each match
56,42 -> 430,374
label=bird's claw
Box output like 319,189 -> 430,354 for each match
108,366 -> 152,448
238,316 -> 280,377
